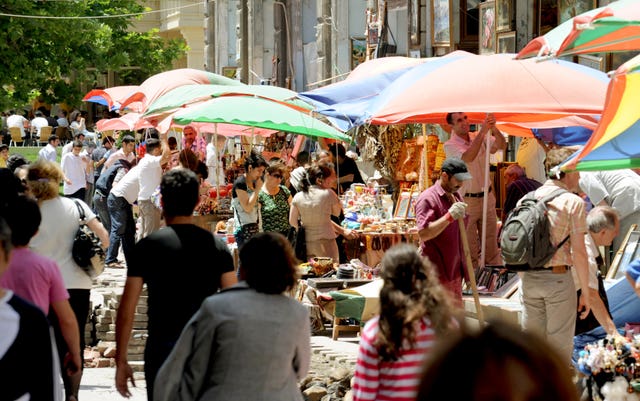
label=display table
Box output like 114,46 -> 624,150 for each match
346,232 -> 420,268
307,278 -> 374,291
462,295 -> 523,327
192,212 -> 233,233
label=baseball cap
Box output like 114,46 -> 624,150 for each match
441,158 -> 472,181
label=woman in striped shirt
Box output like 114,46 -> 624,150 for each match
352,244 -> 458,401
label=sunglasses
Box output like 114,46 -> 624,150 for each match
270,174 -> 282,179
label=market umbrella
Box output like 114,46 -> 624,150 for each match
517,0 -> 640,59
368,52 -> 609,125
118,68 -> 244,113
171,96 -> 350,141
562,54 -> 640,171
144,84 -> 312,122
82,85 -> 140,111
298,56 -> 436,130
343,56 -> 427,81
95,112 -> 154,132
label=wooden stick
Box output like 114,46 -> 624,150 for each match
458,217 -> 485,326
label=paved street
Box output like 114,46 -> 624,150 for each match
79,369 -> 146,401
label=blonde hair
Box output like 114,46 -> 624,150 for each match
27,160 -> 63,201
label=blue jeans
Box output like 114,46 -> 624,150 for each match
93,191 -> 110,233
573,278 -> 640,364
106,194 -> 135,265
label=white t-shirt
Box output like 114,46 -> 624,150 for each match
61,142 -> 73,158
31,197 -> 96,289
30,117 -> 48,137
137,153 -> 162,200
6,114 -> 27,137
579,170 -> 640,219
38,144 -> 57,162
111,165 -> 140,204
61,153 -> 87,195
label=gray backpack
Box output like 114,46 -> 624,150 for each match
500,188 -> 569,271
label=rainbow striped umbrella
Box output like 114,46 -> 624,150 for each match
517,0 -> 640,59
563,54 -> 640,171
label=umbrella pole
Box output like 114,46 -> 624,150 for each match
214,124 -> 220,205
458,216 -> 485,326
480,124 -> 491,270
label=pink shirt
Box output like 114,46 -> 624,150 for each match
353,316 -> 436,401
0,247 -> 69,313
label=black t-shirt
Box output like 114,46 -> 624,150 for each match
231,175 -> 248,198
128,224 -> 234,344
338,157 -> 364,192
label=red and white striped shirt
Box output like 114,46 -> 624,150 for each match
352,316 -> 436,401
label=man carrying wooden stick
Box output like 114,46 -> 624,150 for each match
413,158 -> 470,302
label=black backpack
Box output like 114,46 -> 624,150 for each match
500,188 -> 569,271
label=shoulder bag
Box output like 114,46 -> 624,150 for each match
72,199 -> 106,279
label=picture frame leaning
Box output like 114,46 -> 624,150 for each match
431,0 -> 452,47
497,31 -> 516,54
496,0 -> 512,32
479,1 -> 497,55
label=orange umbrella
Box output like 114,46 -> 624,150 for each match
368,52 -> 609,125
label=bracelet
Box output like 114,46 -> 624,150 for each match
445,212 -> 454,223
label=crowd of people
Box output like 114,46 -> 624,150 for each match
2,108 -> 640,401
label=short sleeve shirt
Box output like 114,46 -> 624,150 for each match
127,224 -> 234,344
292,186 -> 340,241
259,185 -> 291,234
526,180 -> 588,267
415,181 -> 467,283
444,132 -> 496,195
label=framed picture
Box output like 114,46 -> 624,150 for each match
431,0 -> 452,47
368,25 -> 379,46
495,0 -> 511,32
479,1 -> 496,55
497,31 -> 516,54
350,37 -> 366,69
538,0 -> 558,36
393,189 -> 419,219
409,49 -> 421,58
409,0 -> 420,46
221,67 -> 237,79
578,54 -> 605,71
559,0 -> 596,24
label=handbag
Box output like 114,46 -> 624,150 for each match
575,268 -> 612,335
72,200 -> 106,279
233,199 -> 261,241
288,221 -> 307,262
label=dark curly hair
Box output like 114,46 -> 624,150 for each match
375,244 -> 455,361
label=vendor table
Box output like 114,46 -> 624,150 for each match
192,212 -> 233,233
307,278 -> 374,291
346,232 -> 420,267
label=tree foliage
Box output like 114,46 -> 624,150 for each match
0,0 -> 188,109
